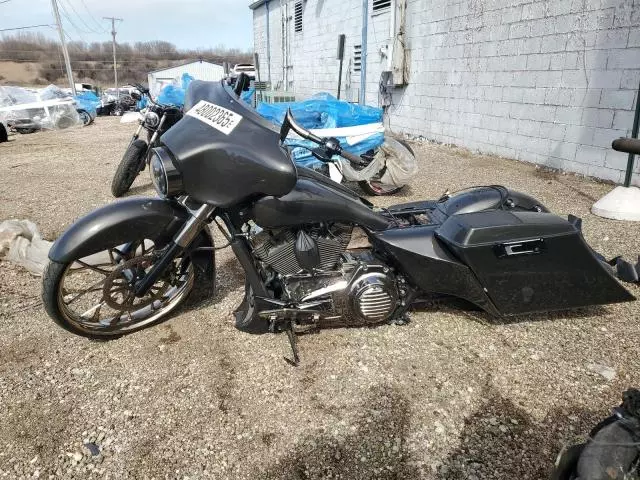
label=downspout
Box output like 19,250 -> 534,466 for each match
281,0 -> 286,90
266,0 -> 272,85
359,0 -> 368,105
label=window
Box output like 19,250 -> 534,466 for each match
372,0 -> 391,14
353,45 -> 362,72
294,1 -> 303,33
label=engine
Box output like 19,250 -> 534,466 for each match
249,224 -> 403,327
251,224 -> 352,275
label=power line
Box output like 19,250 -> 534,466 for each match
57,0 -> 91,41
0,0 -> 13,4
77,0 -> 107,33
60,0 -> 104,34
0,24 -> 55,33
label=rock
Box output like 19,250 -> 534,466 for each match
488,417 -> 498,426
72,452 -> 82,463
83,443 -> 100,456
587,363 -> 616,381
96,431 -> 105,442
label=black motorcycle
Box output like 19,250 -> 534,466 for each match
110,84 -> 183,197
42,79 -> 634,364
551,389 -> 640,480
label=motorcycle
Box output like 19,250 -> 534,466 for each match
110,84 -> 183,197
42,78 -> 635,365
551,389 -> 640,480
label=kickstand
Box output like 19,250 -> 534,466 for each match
284,326 -> 300,367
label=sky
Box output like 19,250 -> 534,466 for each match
1,0 -> 254,51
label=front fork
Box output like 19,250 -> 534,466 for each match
131,122 -> 144,141
134,202 -> 216,297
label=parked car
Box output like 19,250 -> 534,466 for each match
231,63 -> 256,80
0,85 -> 86,134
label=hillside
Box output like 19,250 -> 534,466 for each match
0,32 -> 252,87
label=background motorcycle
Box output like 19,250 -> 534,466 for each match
110,84 -> 183,197
42,78 -> 634,365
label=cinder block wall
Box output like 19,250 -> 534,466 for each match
252,0 -> 640,185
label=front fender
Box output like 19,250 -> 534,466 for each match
49,197 -> 191,263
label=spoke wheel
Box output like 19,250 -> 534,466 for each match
43,241 -> 195,338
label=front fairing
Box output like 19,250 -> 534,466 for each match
160,80 -> 296,207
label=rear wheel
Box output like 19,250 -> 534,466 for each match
111,139 -> 148,197
42,236 -> 209,339
359,138 -> 415,196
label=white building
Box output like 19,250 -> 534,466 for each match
147,60 -> 225,98
250,0 -> 640,185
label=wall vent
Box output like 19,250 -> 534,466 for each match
353,45 -> 362,72
294,1 -> 303,32
372,0 -> 391,14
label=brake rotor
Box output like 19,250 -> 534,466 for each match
102,256 -> 169,311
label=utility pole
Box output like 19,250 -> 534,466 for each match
103,17 -> 123,99
51,0 -> 76,95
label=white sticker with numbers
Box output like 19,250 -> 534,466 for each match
186,100 -> 243,135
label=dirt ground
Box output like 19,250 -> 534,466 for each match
0,117 -> 639,479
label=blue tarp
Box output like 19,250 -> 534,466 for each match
257,92 -> 383,129
256,92 -> 385,167
136,96 -> 148,111
74,91 -> 100,116
241,87 -> 255,105
156,73 -> 194,107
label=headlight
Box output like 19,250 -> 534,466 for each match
149,147 -> 184,197
144,111 -> 160,128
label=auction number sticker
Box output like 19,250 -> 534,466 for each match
186,100 -> 242,135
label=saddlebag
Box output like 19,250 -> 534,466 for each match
436,210 -> 635,315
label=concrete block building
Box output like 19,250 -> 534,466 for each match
249,0 -> 640,185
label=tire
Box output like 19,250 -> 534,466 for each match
358,138 -> 415,196
0,124 -> 7,143
78,109 -> 92,126
111,139 -> 148,197
41,232 -> 213,340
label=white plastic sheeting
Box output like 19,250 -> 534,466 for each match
339,137 -> 417,187
0,85 -> 81,132
0,220 -> 52,276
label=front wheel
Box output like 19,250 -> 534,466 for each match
42,235 -> 211,339
111,139 -> 148,197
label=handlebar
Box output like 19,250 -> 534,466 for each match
612,137 -> 640,155
280,108 -> 370,166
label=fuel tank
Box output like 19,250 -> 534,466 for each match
250,168 -> 391,231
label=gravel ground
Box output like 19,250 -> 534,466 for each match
0,117 -> 639,479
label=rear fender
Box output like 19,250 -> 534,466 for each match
49,197 -> 193,263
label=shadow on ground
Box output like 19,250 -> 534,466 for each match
436,389 -> 603,480
257,384 -> 422,480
